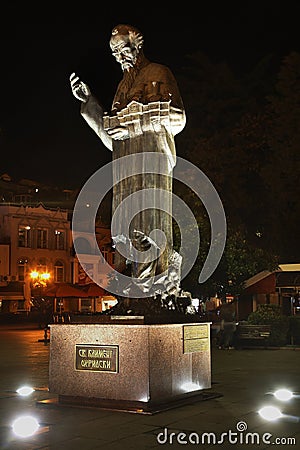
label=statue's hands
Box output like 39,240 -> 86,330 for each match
70,72 -> 91,103
106,126 -> 129,140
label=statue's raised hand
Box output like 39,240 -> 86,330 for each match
70,72 -> 91,103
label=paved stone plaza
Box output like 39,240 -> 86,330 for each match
0,324 -> 299,449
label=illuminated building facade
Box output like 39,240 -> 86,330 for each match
0,203 -> 116,315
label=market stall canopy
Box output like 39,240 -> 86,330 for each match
82,283 -> 106,297
43,283 -> 89,298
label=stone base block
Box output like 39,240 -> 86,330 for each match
49,322 -> 212,411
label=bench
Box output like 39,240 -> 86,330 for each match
235,324 -> 271,348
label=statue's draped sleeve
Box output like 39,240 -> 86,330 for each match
80,96 -> 113,151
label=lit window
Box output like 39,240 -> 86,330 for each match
18,226 -> 31,248
54,261 -> 64,283
74,238 -> 91,254
54,230 -> 65,250
18,258 -> 28,281
37,229 -> 48,249
37,258 -> 47,274
81,299 -> 92,312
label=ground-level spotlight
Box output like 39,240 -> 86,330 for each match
12,415 -> 39,438
16,386 -> 34,397
258,405 -> 283,421
180,382 -> 203,393
274,388 -> 293,402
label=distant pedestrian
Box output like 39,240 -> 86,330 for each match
218,300 -> 236,349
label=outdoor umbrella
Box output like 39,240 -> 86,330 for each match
82,283 -> 106,297
43,283 -> 90,317
43,283 -> 89,298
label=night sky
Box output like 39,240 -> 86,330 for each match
1,2 -> 300,189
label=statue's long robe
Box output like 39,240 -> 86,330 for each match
81,59 -> 185,295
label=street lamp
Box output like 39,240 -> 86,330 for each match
30,271 -> 51,287
30,270 -> 52,342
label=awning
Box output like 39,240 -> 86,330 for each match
0,281 -> 25,300
43,283 -> 89,298
82,283 -> 106,297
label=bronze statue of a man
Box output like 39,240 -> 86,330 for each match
70,24 -> 186,304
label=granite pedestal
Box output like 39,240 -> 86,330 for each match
48,322 -> 212,413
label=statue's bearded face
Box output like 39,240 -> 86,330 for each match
110,34 -> 139,71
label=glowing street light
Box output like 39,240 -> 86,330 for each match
40,272 -> 50,281
258,405 -> 283,421
274,388 -> 294,402
30,271 -> 51,287
12,415 -> 39,438
16,386 -> 34,397
30,271 -> 39,279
